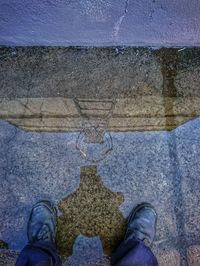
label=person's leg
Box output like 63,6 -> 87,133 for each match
111,203 -> 158,266
15,242 -> 56,266
15,201 -> 62,266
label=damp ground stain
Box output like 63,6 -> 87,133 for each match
56,165 -> 126,259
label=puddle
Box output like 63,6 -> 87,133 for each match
0,47 -> 200,265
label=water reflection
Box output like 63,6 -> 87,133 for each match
0,47 -> 200,264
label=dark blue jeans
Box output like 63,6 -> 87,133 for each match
16,238 -> 158,266
111,238 -> 158,266
15,241 -> 62,266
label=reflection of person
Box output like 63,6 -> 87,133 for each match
15,201 -> 158,266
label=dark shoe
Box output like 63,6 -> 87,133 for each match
27,201 -> 57,244
124,202 -> 157,245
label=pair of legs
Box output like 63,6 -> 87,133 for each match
15,201 -> 158,266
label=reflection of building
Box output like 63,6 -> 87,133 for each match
1,96 -> 200,133
0,47 -> 200,141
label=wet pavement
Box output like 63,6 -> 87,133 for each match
0,47 -> 200,266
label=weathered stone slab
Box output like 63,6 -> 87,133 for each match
175,118 -> 200,245
0,97 -> 78,118
0,47 -> 200,265
0,120 -> 177,257
0,117 -> 200,264
0,48 -> 162,98
0,47 -> 199,98
1,96 -> 200,132
1,0 -> 200,47
98,131 -> 178,243
0,48 -> 200,133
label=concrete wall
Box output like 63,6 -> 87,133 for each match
0,0 -> 200,47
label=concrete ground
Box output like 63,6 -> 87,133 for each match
0,47 -> 200,266
1,0 -> 200,47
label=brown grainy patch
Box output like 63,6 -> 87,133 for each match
56,165 -> 126,259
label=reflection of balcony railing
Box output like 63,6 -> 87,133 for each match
1,47 -> 200,142
0,96 -> 200,135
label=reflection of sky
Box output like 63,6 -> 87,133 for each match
0,0 -> 200,46
0,117 -> 200,252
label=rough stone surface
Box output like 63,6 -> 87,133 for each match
0,47 -> 163,99
57,166 -> 126,258
1,47 -> 200,99
175,120 -> 200,246
1,96 -> 200,132
187,246 -> 200,266
1,118 -> 200,264
0,0 -> 200,46
0,47 -> 200,265
1,48 -> 200,133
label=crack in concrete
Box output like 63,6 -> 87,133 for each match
112,0 -> 129,42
